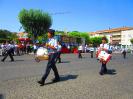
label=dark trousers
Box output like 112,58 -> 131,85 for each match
56,52 -> 61,63
41,53 -> 60,82
90,51 -> 93,58
78,50 -> 82,58
27,47 -> 30,54
100,63 -> 107,74
34,49 -> 37,54
2,50 -> 14,61
123,53 -> 126,59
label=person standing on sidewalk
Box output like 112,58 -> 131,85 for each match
38,29 -> 60,86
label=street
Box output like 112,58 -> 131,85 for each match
0,53 -> 133,99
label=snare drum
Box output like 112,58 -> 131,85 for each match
98,50 -> 111,63
35,47 -> 49,62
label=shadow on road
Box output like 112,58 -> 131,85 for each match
60,61 -> 70,63
15,60 -> 25,62
106,69 -> 117,75
0,94 -> 4,99
45,74 -> 78,85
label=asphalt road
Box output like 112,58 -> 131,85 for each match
0,53 -> 133,99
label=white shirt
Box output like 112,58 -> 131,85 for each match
33,45 -> 37,50
57,45 -> 62,52
1,44 -> 5,49
67,45 -> 70,49
47,38 -> 58,54
90,47 -> 94,52
100,43 -> 109,50
78,45 -> 83,51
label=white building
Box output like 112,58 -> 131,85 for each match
121,30 -> 133,48
89,27 -> 133,49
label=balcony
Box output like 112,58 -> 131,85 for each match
112,37 -> 121,40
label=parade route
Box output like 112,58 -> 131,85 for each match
0,53 -> 133,99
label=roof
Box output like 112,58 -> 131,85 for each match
89,27 -> 133,35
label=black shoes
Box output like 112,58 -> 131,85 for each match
38,78 -> 60,86
11,60 -> 14,62
99,72 -> 104,75
1,60 -> 4,62
99,71 -> 108,75
37,80 -> 45,86
1,60 -> 14,62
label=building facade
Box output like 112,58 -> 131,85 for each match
89,27 -> 133,49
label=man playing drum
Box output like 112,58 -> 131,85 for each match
38,29 -> 60,86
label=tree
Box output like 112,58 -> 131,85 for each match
68,31 -> 90,44
18,9 -> 52,42
90,36 -> 108,47
8,32 -> 18,41
68,31 -> 80,37
80,32 -> 90,44
130,38 -> 133,44
55,30 -> 65,35
90,37 -> 102,47
0,29 -> 18,43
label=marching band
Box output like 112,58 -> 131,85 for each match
0,30 -> 115,86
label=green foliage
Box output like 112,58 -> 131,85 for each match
55,30 -> 65,35
68,31 -> 90,44
130,38 -> 133,44
0,29 -> 11,39
18,9 -> 52,40
37,33 -> 47,43
90,37 -> 102,47
68,31 -> 80,37
80,32 -> 90,44
0,29 -> 18,42
90,36 -> 108,47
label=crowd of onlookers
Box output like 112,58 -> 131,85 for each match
0,41 -> 43,56
0,41 -> 133,56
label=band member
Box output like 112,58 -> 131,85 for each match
33,43 -> 38,55
78,45 -> 83,58
89,44 -> 94,58
122,48 -> 127,59
38,29 -> 60,86
99,37 -> 109,75
56,41 -> 62,63
1,41 -> 14,62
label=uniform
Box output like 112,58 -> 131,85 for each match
90,47 -> 94,58
1,44 -> 14,62
78,45 -> 83,58
56,44 -> 62,63
122,48 -> 127,59
38,37 -> 60,86
99,43 -> 109,75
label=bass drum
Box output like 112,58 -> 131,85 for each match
35,47 -> 49,62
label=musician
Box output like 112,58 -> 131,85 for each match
122,47 -> 127,59
56,41 -> 62,63
1,41 -> 14,62
89,44 -> 94,58
99,37 -> 109,75
38,29 -> 60,86
78,45 -> 83,58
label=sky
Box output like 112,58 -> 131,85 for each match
0,0 -> 133,32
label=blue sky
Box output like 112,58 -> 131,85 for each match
0,0 -> 133,32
